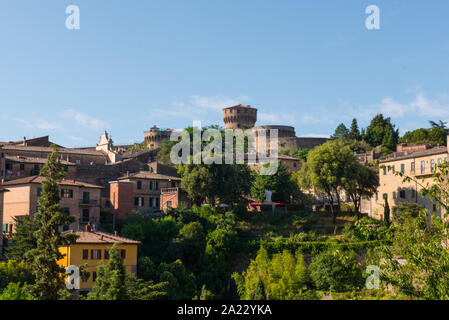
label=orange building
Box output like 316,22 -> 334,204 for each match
58,230 -> 140,290
1,176 -> 102,233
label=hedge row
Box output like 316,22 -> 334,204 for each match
236,238 -> 383,255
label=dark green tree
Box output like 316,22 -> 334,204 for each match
251,162 -> 298,203
88,243 -> 128,300
364,114 -> 399,154
26,145 -> 77,300
349,118 -> 361,141
384,198 -> 390,225
5,216 -> 38,261
331,123 -> 349,140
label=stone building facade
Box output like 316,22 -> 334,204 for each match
116,170 -> 181,215
223,105 -> 258,129
144,125 -> 173,150
1,176 -> 102,233
368,140 -> 449,220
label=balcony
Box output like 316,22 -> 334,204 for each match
79,199 -> 98,206
161,187 -> 178,194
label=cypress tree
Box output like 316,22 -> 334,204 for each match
88,243 -> 128,300
26,145 -> 77,300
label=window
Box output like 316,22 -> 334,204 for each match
63,208 -> 70,231
19,163 -> 25,171
438,158 -> 442,165
375,193 -> 378,201
5,163 -> 12,170
421,160 -> 425,174
82,209 -> 90,222
82,249 -> 89,260
392,165 -> 395,174
383,167 -> 386,175
150,181 -> 158,190
105,200 -> 111,208
433,204 -> 437,212
2,224 -> 7,233
431,159 -> 435,172
399,190 -> 406,199
75,160 -> 81,165
63,165 -> 68,173
382,193 -> 388,200
137,181 -> 142,190
92,272 -> 97,282
104,250 -> 109,259
135,197 -> 144,207
392,191 -> 396,199
120,250 -> 126,259
151,198 -> 157,208
37,187 -> 42,197
401,164 -> 405,173
34,164 -> 39,171
61,189 -> 74,198
167,201 -> 172,208
411,189 -> 416,198
83,191 -> 90,204
91,249 -> 101,260
411,162 -> 415,173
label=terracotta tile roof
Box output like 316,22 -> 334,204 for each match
2,145 -> 106,156
5,155 -> 76,165
1,175 -> 103,189
380,146 -> 448,163
118,171 -> 181,181
62,231 -> 140,244
278,154 -> 301,161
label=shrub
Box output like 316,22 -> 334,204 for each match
308,249 -> 364,292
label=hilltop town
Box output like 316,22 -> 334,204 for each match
1,105 -> 449,300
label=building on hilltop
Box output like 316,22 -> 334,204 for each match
367,136 -> 449,220
223,105 -> 258,129
144,125 -> 173,150
58,230 -> 140,291
1,176 -> 103,234
222,104 -> 328,153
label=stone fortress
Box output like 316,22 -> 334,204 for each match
222,104 -> 328,151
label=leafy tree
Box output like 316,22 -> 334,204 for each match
0,260 -> 34,292
331,123 -> 349,140
179,163 -> 253,205
232,247 -> 314,300
349,118 -> 361,141
157,259 -> 197,300
399,120 -> 448,146
251,162 -> 298,203
342,162 -> 379,219
363,114 -> 399,154
174,222 -> 206,268
308,248 -> 363,292
291,148 -> 309,161
392,202 -> 421,225
297,140 -> 356,224
0,282 -> 33,300
26,145 -> 77,300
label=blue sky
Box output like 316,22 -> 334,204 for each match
1,1 -> 449,147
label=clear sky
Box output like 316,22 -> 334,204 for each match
1,1 -> 449,147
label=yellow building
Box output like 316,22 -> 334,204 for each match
369,141 -> 449,220
58,230 -> 140,290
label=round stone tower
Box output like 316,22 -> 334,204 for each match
223,104 -> 257,129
